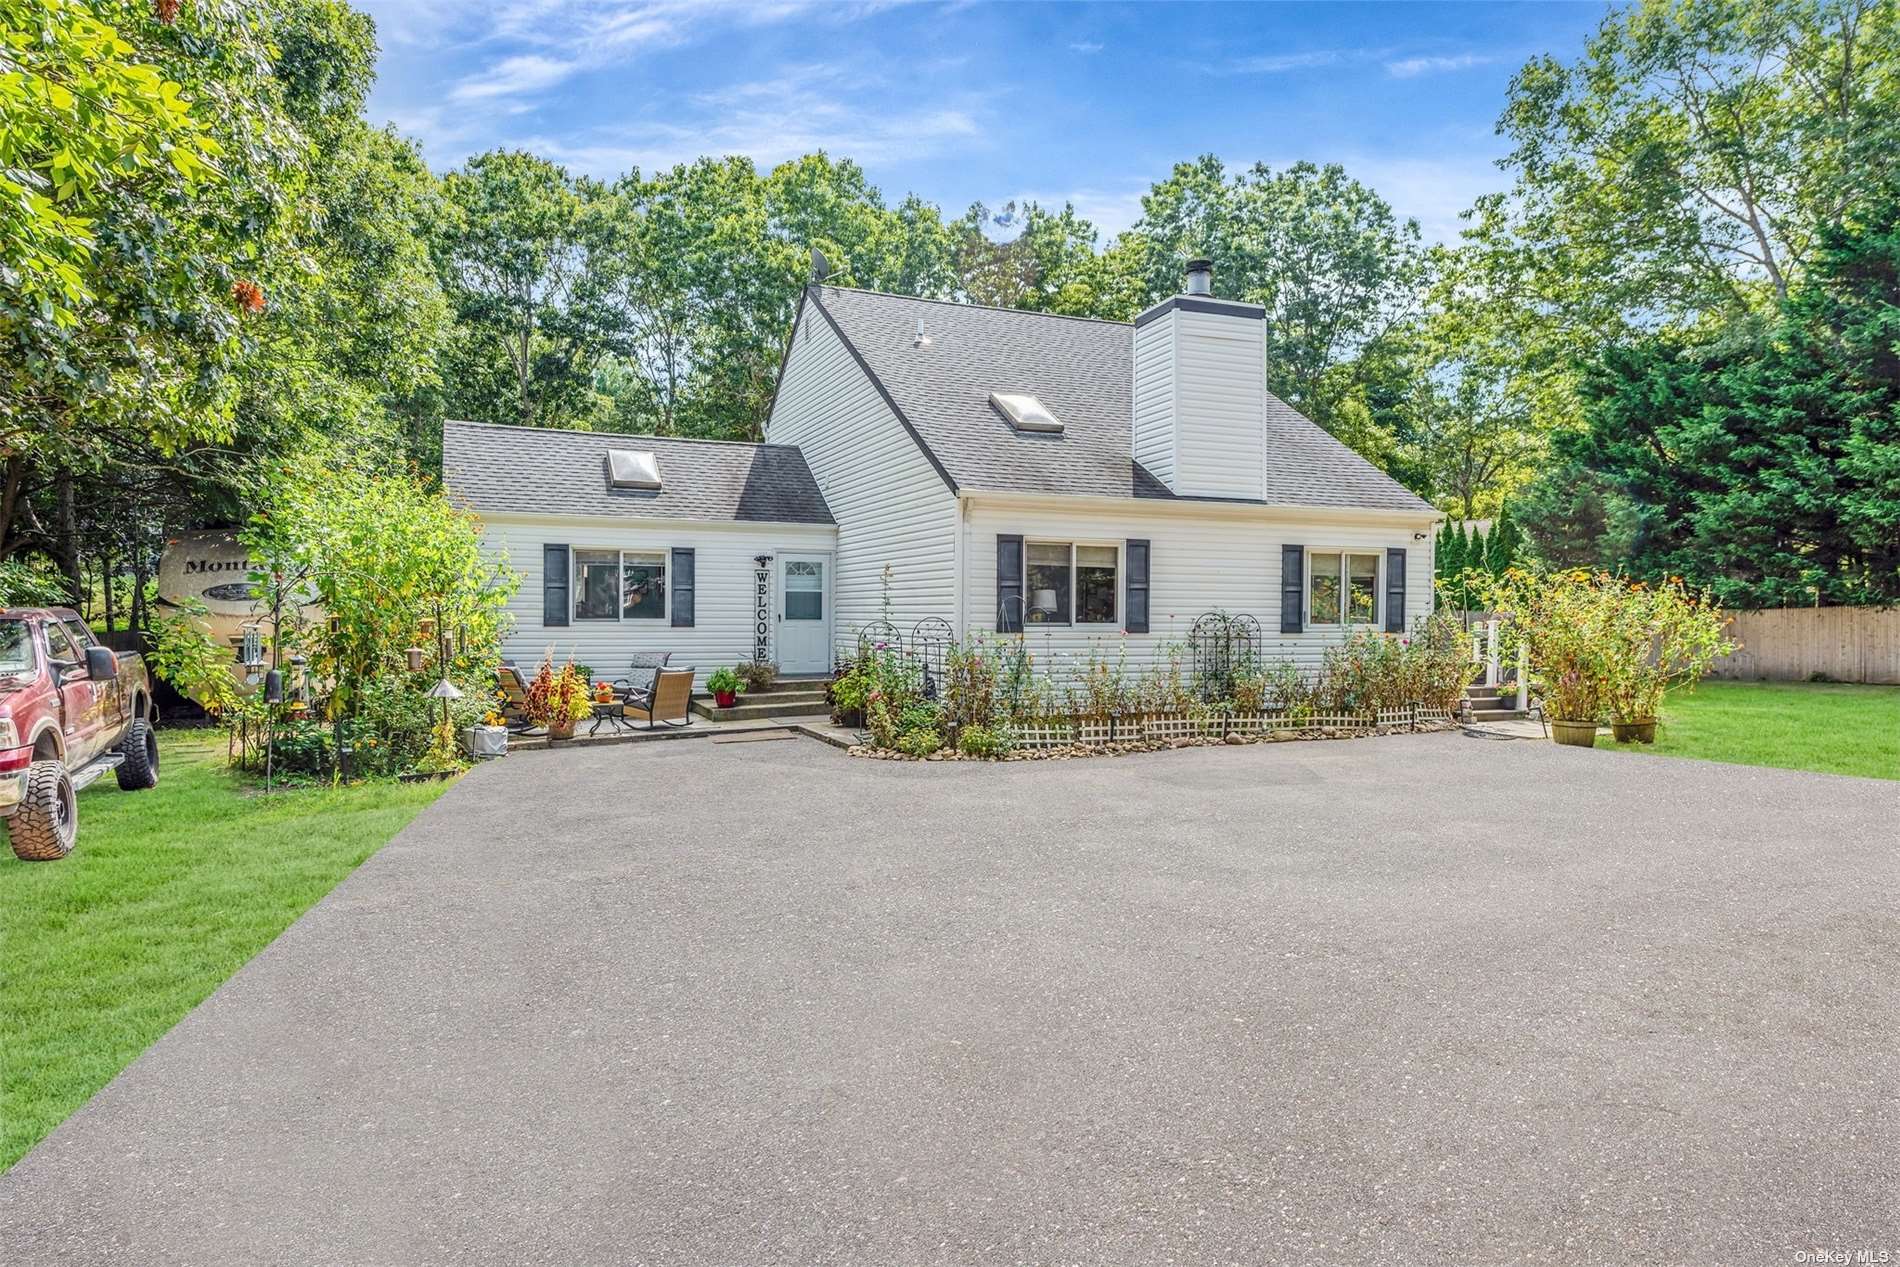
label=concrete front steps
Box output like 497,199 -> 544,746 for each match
1465,683 -> 1529,722
691,675 -> 831,723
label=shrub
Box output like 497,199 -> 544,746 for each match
1077,644 -> 1137,718
942,638 -> 1002,735
1479,567 -> 1728,724
896,727 -> 943,757
956,724 -> 1013,758
897,702 -> 941,735
736,660 -> 776,693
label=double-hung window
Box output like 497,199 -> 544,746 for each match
1025,542 -> 1117,626
1308,550 -> 1380,626
574,549 -> 667,621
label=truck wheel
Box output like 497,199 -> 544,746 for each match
9,760 -> 77,861
115,719 -> 160,791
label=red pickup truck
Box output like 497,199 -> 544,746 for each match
0,608 -> 160,861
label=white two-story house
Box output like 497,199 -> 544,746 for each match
445,261 -> 1440,683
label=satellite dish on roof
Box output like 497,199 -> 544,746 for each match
810,247 -> 831,283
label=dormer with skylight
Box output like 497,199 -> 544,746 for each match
990,392 -> 1063,434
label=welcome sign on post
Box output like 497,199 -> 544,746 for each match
753,555 -> 772,664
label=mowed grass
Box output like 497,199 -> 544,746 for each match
1609,680 -> 1900,781
0,732 -> 451,1171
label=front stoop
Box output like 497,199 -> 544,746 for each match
1464,683 -> 1529,722
691,676 -> 831,723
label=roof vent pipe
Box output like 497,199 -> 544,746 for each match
1184,258 -> 1213,296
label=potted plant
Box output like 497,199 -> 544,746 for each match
463,710 -> 509,758
1482,568 -> 1612,748
736,660 -> 777,694
828,658 -> 870,727
1604,578 -> 1732,743
525,654 -> 592,740
707,666 -> 743,709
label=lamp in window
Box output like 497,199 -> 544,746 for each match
1030,588 -> 1060,620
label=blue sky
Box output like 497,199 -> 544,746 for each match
356,0 -> 1609,244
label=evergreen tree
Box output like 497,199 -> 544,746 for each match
1486,505 -> 1520,575
1437,520 -> 1465,604
1520,188 -> 1900,606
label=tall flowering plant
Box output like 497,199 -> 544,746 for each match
1480,568 -> 1620,722
1601,578 -> 1733,723
524,652 -> 593,733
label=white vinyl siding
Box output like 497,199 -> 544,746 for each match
1171,309 -> 1266,501
765,297 -> 960,655
960,499 -> 1435,678
1131,312 -> 1175,487
476,514 -> 835,687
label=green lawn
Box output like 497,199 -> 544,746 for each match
0,733 -> 451,1171
1608,680 -> 1900,781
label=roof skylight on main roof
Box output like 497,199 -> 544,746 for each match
990,392 -> 1063,434
605,449 -> 662,490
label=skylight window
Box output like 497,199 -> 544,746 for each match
991,392 -> 1063,434
605,449 -> 662,490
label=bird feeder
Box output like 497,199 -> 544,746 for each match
426,679 -> 463,702
406,646 -> 427,673
264,669 -> 284,704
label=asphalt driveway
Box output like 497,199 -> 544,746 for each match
2,732 -> 1895,1265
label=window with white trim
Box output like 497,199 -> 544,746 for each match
574,549 -> 667,621
1025,541 -> 1117,625
1308,550 -> 1379,626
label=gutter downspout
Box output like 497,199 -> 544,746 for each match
952,493 -> 967,639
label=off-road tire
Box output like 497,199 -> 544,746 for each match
115,718 -> 159,791
8,760 -> 77,861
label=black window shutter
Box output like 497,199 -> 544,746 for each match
996,534 -> 1024,632
1385,547 -> 1406,634
1124,539 -> 1150,633
1280,545 -> 1304,634
670,548 -> 696,627
543,544 -> 570,627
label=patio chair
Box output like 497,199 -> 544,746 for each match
625,666 -> 694,729
495,663 -> 540,734
612,651 -> 672,709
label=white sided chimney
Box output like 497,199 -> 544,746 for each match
1131,258 -> 1268,500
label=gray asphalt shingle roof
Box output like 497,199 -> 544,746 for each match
442,420 -> 834,525
809,286 -> 1434,514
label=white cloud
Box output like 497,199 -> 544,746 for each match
1218,50 -> 1348,75
1386,53 -> 1492,78
1069,40 -> 1103,54
449,54 -> 580,103
393,0 -> 919,110
522,65 -> 987,176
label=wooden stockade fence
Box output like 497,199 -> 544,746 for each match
1710,607 -> 1900,684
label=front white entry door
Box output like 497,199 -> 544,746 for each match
777,553 -> 831,675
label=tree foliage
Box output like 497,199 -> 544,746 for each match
1519,186 -> 1900,606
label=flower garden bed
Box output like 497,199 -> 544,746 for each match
849,708 -> 1461,762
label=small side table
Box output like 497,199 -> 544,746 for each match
588,702 -> 628,736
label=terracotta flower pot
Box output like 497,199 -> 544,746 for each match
714,689 -> 738,708
547,718 -> 576,742
1611,720 -> 1658,744
1548,717 -> 1599,748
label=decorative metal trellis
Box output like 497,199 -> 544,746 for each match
1188,610 -> 1261,703
910,617 -> 953,701
856,620 -> 902,660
